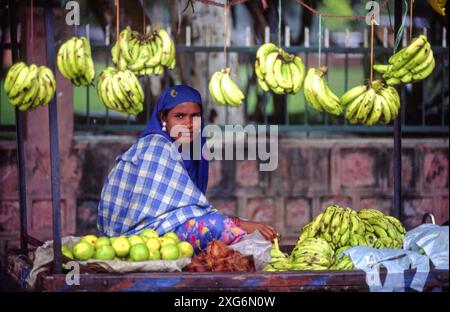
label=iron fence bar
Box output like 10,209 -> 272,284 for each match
393,0 -> 402,221
344,52 -> 349,126
442,51 -> 446,127
8,0 -> 28,255
44,0 -> 62,274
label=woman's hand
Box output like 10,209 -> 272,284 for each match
239,220 -> 277,241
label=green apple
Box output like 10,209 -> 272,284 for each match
140,229 -> 159,239
95,245 -> 116,260
61,245 -> 74,259
129,244 -> 149,261
178,241 -> 194,258
81,234 -> 98,246
95,237 -> 111,249
112,236 -> 130,257
72,241 -> 95,260
146,237 -> 161,251
148,249 -> 161,260
160,244 -> 179,260
163,232 -> 180,244
159,237 -> 176,247
128,235 -> 145,246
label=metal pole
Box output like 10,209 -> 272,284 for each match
8,0 -> 29,254
44,0 -> 62,274
393,0 -> 402,221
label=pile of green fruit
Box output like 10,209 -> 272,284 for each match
4,62 -> 56,111
57,36 -> 95,86
265,206 -> 406,272
341,80 -> 400,125
262,237 -> 291,271
255,43 -> 306,94
62,229 -> 194,262
112,27 -> 175,76
373,35 -> 435,86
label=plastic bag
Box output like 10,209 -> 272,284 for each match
344,246 -> 430,292
26,236 -> 191,289
228,231 -> 272,271
403,224 -> 449,270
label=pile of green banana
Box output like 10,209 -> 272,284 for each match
303,66 -> 342,115
263,237 -> 292,272
4,62 -> 56,111
255,43 -> 306,94
330,254 -> 355,270
289,237 -> 335,270
209,68 -> 245,106
57,36 -> 95,86
341,80 -> 400,125
357,208 -> 406,249
111,27 -> 175,76
373,35 -> 435,86
97,66 -> 144,115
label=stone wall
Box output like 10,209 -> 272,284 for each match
0,136 -> 448,262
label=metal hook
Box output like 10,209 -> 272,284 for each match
422,212 -> 436,225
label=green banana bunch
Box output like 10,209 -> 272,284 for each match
290,237 -> 335,270
111,27 -> 176,76
57,36 -> 95,86
4,62 -> 56,111
263,237 -> 292,272
209,68 -> 244,107
254,43 -> 305,94
342,80 -> 400,125
373,35 -> 435,86
97,66 -> 144,115
357,208 -> 405,249
303,66 -> 342,115
330,254 -> 355,270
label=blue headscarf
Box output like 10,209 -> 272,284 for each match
139,85 -> 209,194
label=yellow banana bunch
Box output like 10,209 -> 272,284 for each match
290,237 -> 335,270
303,66 -> 342,115
111,26 -> 176,76
426,0 -> 447,16
4,62 -> 56,111
255,43 -> 305,94
209,68 -> 244,107
97,66 -> 144,115
263,237 -> 292,272
57,36 -> 95,86
341,79 -> 400,125
373,35 -> 435,86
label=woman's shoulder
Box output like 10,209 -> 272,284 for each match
121,133 -> 178,163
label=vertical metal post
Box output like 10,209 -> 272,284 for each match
9,0 -> 28,254
393,0 -> 402,220
44,0 -> 62,274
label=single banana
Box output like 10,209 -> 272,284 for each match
209,71 -> 226,105
340,84 -> 367,107
220,68 -> 244,106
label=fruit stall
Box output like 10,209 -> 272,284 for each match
2,0 -> 449,292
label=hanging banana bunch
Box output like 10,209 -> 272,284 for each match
4,62 -> 56,111
426,0 -> 447,15
255,43 -> 306,94
97,66 -> 144,115
57,36 -> 95,86
373,35 -> 435,86
303,66 -> 342,115
111,26 -> 176,76
209,68 -> 245,107
341,80 -> 400,125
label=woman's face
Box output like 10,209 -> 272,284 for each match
160,102 -> 202,144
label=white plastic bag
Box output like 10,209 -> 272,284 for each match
403,224 -> 449,270
228,231 -> 272,271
